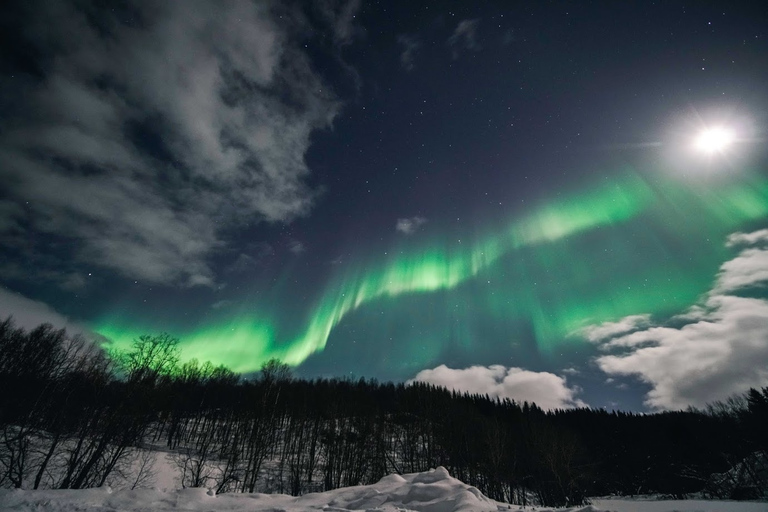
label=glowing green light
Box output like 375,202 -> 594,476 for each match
95,317 -> 279,373
216,174 -> 654,370
95,170 -> 768,374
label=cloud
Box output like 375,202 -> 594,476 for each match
588,231 -> 768,411
714,249 -> 768,294
501,29 -> 517,46
0,286 -> 78,333
409,364 -> 586,410
288,239 -> 306,254
396,216 -> 427,235
579,314 -> 651,343
595,295 -> 768,410
227,254 -> 260,275
726,229 -> 768,247
0,1 -> 354,287
211,299 -> 234,311
397,35 -> 421,71
314,0 -> 362,45
0,201 -> 23,233
447,19 -> 481,58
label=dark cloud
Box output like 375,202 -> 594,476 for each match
0,0 -> 355,287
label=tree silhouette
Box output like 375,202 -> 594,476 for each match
113,333 -> 180,383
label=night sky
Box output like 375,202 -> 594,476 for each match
2,1 -> 768,411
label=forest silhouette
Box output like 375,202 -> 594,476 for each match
1,318 -> 766,507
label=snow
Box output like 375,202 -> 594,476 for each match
589,497 -> 767,512
1,467 -> 765,512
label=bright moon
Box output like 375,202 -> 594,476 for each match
694,126 -> 735,154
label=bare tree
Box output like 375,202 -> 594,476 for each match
112,333 -> 180,384
127,448 -> 158,490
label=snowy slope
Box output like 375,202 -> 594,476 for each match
1,466 -> 765,512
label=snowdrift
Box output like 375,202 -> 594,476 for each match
1,466 -> 765,512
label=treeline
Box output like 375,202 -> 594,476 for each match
0,320 -> 766,506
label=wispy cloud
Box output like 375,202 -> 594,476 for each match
0,1 -> 356,287
587,230 -> 768,410
211,299 -> 234,311
580,314 -> 651,343
397,35 -> 421,71
501,29 -> 517,46
315,0 -> 362,45
409,364 -> 586,410
447,19 -> 481,58
288,239 -> 306,255
396,216 -> 427,235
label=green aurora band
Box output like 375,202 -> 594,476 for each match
95,170 -> 768,373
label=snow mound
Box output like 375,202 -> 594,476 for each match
0,467 -> 514,512
2,468 -> 765,512
411,466 -> 452,484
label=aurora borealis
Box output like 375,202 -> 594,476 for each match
96,170 -> 768,375
2,1 -> 768,410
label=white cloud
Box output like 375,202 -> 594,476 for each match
714,248 -> 768,294
396,216 -> 427,235
588,230 -> 768,411
0,1 -> 355,287
447,19 -> 481,58
596,295 -> 768,410
726,229 -> 768,247
409,364 -> 586,410
579,314 -> 651,343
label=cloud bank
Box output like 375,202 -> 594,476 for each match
0,1 -> 355,287
409,364 -> 586,410
587,230 -> 768,410
0,287 -> 75,333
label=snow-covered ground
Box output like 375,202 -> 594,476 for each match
1,467 -> 765,512
589,497 -> 767,512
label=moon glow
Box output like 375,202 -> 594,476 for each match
694,126 -> 735,154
